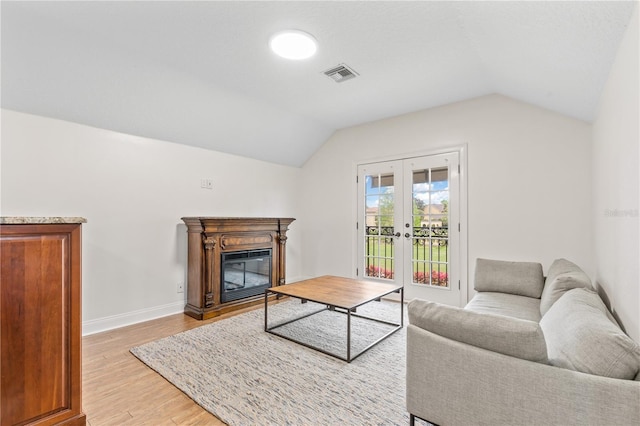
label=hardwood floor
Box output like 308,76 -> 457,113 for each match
82,305 -> 262,425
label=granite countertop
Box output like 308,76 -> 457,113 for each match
0,217 -> 87,224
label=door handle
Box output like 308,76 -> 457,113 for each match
394,232 -> 401,237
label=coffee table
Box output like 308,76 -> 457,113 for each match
264,275 -> 403,362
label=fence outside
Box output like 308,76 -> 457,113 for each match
365,225 -> 449,287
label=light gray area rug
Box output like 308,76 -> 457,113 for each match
130,300 -> 411,425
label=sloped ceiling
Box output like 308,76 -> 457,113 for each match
1,1 -> 636,166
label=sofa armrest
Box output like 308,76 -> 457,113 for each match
406,325 -> 640,426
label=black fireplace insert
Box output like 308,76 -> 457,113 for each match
221,249 -> 272,303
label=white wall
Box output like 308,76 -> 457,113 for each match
0,110 -> 303,334
592,5 -> 639,342
300,94 -> 593,300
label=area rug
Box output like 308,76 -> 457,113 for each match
130,299 -> 411,425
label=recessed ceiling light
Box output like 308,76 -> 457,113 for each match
269,30 -> 317,60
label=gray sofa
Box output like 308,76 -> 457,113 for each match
406,258 -> 640,426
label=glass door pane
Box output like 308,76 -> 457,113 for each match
364,172 -> 395,279
411,167 -> 449,287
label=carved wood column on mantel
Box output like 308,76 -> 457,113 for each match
201,235 -> 216,308
278,233 -> 288,286
181,217 -> 295,320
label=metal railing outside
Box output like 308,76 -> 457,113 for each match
364,225 -> 449,286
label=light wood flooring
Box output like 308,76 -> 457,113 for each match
82,305 -> 263,426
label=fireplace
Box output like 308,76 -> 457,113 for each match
181,217 -> 294,320
221,249 -> 272,303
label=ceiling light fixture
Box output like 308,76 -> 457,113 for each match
269,30 -> 317,60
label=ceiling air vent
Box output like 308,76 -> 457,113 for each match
323,64 -> 359,83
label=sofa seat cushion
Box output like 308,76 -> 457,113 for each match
540,258 -> 593,315
474,258 -> 544,298
466,292 -> 542,322
540,288 -> 640,380
408,299 -> 548,363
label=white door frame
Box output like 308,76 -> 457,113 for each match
352,144 -> 468,307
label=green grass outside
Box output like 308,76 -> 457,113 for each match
364,239 -> 448,275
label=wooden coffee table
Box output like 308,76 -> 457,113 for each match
264,275 -> 403,362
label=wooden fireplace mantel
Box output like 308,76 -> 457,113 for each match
181,217 -> 295,320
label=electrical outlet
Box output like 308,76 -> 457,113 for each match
177,282 -> 184,293
201,178 -> 213,189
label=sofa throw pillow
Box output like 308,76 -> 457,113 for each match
540,258 -> 592,315
408,299 -> 548,363
540,288 -> 640,380
474,258 -> 544,298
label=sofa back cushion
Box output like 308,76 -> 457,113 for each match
408,299 -> 548,363
540,258 -> 592,315
540,288 -> 640,380
474,258 -> 544,298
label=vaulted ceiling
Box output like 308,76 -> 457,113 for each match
1,1 -> 636,166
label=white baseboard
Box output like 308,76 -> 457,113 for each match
82,300 -> 185,336
82,276 -> 307,336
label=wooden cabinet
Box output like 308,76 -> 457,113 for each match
1,220 -> 86,426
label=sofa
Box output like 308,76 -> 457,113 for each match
406,258 -> 640,426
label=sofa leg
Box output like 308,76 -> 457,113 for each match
409,413 -> 439,426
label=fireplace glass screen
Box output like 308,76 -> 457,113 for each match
221,249 -> 272,303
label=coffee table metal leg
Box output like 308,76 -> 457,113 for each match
347,309 -> 351,362
264,289 -> 270,331
401,287 -> 404,327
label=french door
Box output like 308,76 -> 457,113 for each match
357,152 -> 462,306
